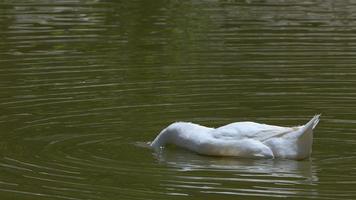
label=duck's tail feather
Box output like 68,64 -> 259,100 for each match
294,114 -> 320,138
306,114 -> 321,130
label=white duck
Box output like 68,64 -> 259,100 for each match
150,115 -> 320,160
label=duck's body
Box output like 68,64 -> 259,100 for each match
150,115 -> 320,160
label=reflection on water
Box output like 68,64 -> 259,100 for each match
1,0 -> 356,199
157,148 -> 316,178
155,148 -> 318,198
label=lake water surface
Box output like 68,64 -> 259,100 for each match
1,0 -> 356,199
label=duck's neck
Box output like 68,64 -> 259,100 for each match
150,127 -> 172,150
150,122 -> 213,150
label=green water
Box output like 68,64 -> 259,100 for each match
1,0 -> 356,199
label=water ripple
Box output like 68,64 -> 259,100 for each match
1,0 -> 356,199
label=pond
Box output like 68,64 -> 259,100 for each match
1,0 -> 356,199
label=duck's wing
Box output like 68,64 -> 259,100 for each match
213,122 -> 297,142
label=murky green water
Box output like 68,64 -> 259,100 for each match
1,0 -> 356,199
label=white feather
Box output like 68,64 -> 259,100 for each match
150,115 -> 320,160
